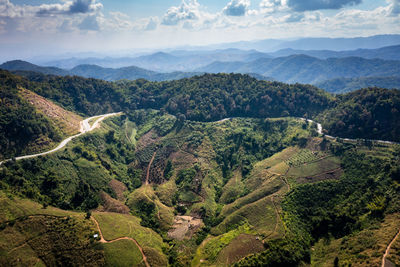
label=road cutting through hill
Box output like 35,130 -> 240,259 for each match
382,228 -> 400,267
0,112 -> 122,165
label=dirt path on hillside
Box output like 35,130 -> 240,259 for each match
0,112 -> 122,165
145,152 -> 156,185
382,228 -> 400,267
269,195 -> 281,238
91,216 -> 150,267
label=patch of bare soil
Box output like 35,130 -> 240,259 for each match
169,151 -> 197,170
97,192 -> 130,214
167,216 -> 203,240
136,130 -> 159,151
19,87 -> 82,135
109,179 -> 127,201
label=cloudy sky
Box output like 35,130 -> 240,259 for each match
0,0 -> 399,59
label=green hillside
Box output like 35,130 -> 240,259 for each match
0,72 -> 64,160
317,87 -> 400,142
1,71 -> 400,266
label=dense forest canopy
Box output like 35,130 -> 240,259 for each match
1,70 -> 400,142
0,71 -> 62,159
1,69 -> 400,266
318,87 -> 400,141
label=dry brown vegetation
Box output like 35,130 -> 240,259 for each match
97,192 -> 130,214
109,179 -> 128,201
19,87 -> 82,136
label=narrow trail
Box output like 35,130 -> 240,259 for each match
382,228 -> 400,267
270,195 -> 281,238
0,112 -> 122,166
145,152 -> 156,185
91,216 -> 150,267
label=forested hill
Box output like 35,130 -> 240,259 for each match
0,71 -> 63,159
318,87 -> 400,141
8,70 -> 333,121
2,70 -> 400,141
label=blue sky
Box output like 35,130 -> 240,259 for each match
0,0 -> 399,60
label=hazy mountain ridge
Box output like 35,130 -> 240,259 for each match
37,39 -> 400,72
208,34 -> 400,51
0,60 -> 273,82
196,55 -> 400,84
269,44 -> 400,60
316,76 -> 400,93
2,41 -> 400,91
42,49 -> 272,71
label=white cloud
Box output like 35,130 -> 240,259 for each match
0,0 -> 22,17
36,0 -> 102,16
259,0 -> 288,14
0,0 -> 399,58
162,0 -> 200,26
223,0 -> 250,16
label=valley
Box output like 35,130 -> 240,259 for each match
0,92 -> 399,265
0,40 -> 399,266
1,0 -> 400,265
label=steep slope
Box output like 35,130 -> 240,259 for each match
1,94 -> 399,267
19,87 -> 82,136
5,71 -> 400,143
0,71 -> 65,159
318,87 -> 400,142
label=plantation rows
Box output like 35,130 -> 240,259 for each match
136,144 -> 157,163
285,149 -> 328,167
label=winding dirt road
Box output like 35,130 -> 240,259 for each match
0,112 -> 122,166
382,228 -> 400,267
91,216 -> 150,267
145,152 -> 156,185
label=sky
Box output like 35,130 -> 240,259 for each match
0,0 -> 399,60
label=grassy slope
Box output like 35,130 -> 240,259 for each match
311,213 -> 400,267
103,240 -> 145,267
0,192 -> 168,266
2,107 -> 399,267
0,192 -> 104,266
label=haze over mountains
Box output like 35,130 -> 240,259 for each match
2,0 -> 400,263
203,34 -> 400,52
1,35 -> 400,93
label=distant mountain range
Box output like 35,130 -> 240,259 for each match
195,55 -> 400,84
0,60 -> 273,82
41,49 -> 271,71
205,34 -> 400,52
315,76 -> 400,93
35,43 -> 400,73
2,42 -> 400,92
268,45 -> 400,61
